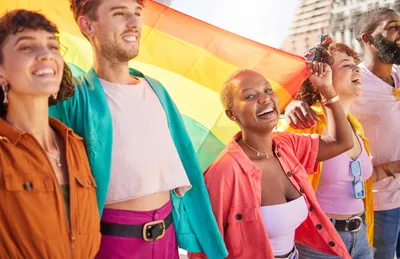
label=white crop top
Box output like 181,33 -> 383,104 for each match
260,196 -> 308,256
100,78 -> 191,204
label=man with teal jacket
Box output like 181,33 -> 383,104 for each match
49,0 -> 227,258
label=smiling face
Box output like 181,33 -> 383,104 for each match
90,0 -> 144,63
372,12 -> 400,64
226,70 -> 280,133
330,50 -> 362,99
0,29 -> 63,100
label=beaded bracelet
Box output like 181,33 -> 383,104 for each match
321,95 -> 339,106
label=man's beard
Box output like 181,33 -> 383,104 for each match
100,41 -> 139,63
373,34 -> 400,65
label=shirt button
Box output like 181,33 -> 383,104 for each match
316,224 -> 323,230
235,214 -> 243,220
329,241 -> 335,247
309,206 -> 313,212
300,188 -> 304,194
154,213 -> 159,220
287,172 -> 292,177
87,179 -> 92,186
276,152 -> 281,157
23,182 -> 33,191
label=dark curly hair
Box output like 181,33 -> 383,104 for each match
0,9 -> 74,117
354,8 -> 396,44
295,43 -> 360,106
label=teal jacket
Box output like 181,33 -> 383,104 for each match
49,67 -> 228,258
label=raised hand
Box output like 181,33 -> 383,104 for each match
308,61 -> 332,90
307,61 -> 335,99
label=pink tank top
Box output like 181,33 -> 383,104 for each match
316,134 -> 373,215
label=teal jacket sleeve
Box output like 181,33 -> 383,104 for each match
49,97 -> 73,128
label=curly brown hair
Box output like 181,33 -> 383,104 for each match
295,43 -> 360,106
0,9 -> 74,117
69,0 -> 147,21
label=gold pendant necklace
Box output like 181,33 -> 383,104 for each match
241,139 -> 274,158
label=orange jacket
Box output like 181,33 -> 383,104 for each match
0,118 -> 100,258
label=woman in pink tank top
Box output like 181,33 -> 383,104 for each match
280,37 -> 374,259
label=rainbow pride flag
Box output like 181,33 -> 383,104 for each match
1,0 -> 307,170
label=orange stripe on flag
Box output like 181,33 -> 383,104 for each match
143,1 -> 308,107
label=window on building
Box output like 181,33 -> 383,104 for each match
350,28 -> 354,42
291,40 -> 297,54
304,37 -> 309,50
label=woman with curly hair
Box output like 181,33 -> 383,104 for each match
0,10 -> 100,258
279,37 -> 374,258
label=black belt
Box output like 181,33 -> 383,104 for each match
101,212 -> 173,242
330,213 -> 365,232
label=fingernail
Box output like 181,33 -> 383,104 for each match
315,72 -> 318,76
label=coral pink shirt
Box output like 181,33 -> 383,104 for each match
189,132 -> 350,259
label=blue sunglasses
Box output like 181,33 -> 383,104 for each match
350,159 -> 365,199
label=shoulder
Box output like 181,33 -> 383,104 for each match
73,74 -> 90,93
73,74 -> 87,86
130,67 -> 163,88
359,65 -> 376,89
204,149 -> 242,183
393,64 -> 400,74
273,131 -> 319,152
143,75 -> 162,85
273,131 -> 298,146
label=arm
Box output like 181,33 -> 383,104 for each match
308,62 -> 354,162
49,100 -> 72,127
189,160 -> 234,259
372,161 -> 399,182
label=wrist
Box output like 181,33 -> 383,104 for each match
319,86 -> 336,99
321,94 -> 339,106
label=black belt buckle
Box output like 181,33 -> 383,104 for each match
142,220 -> 166,242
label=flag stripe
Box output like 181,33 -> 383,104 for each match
143,1 -> 307,97
3,1 -> 308,170
61,30 -> 293,112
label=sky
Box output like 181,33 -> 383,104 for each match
155,0 -> 302,48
